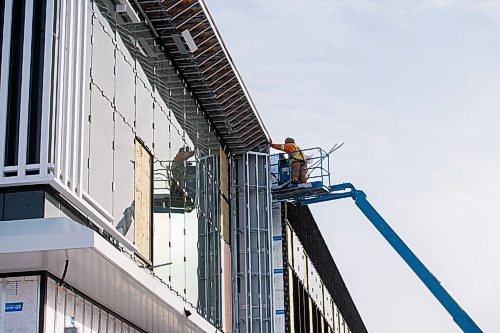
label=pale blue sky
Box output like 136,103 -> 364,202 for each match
207,1 -> 499,332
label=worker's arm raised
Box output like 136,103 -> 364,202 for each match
271,143 -> 297,153
271,143 -> 285,151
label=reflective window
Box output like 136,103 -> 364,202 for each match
4,0 -> 26,166
2,190 -> 44,220
114,120 -> 135,240
26,0 -> 48,165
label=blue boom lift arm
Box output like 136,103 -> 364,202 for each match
300,183 -> 482,333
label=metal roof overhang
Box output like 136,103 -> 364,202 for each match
0,218 -> 217,333
131,0 -> 270,153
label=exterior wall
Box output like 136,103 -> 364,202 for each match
270,202 -> 367,333
0,275 -> 41,332
1,272 -> 208,333
0,0 -> 230,329
44,276 -> 146,333
285,203 -> 367,333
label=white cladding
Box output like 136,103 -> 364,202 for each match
45,277 -> 142,332
0,276 -> 40,332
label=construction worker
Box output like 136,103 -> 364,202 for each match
170,146 -> 196,204
270,138 -> 308,184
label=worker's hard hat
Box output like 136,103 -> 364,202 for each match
285,137 -> 295,144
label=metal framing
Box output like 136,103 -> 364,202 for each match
197,153 -> 222,326
131,0 -> 270,153
232,151 -> 274,333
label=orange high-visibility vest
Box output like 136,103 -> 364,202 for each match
271,143 -> 305,161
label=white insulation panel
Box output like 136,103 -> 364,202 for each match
0,276 -> 40,333
333,303 -> 341,333
307,258 -> 323,310
292,232 -> 307,284
324,288 -> 334,328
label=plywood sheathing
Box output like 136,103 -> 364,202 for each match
134,139 -> 153,262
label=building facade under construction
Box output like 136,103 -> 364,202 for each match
0,0 -> 366,332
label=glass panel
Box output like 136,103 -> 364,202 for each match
4,0 -> 26,166
2,190 -> 44,220
152,156 -> 171,284
0,193 -> 3,219
26,0 -> 48,164
114,119 -> 135,240
169,200 -> 186,296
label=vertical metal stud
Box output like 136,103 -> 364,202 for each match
230,154 -> 239,333
255,153 -> 263,333
244,152 -> 251,333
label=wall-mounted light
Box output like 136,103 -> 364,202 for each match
181,29 -> 198,53
116,0 -> 141,23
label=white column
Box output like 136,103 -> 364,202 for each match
17,0 -> 35,177
0,0 -> 14,181
39,0 -> 56,177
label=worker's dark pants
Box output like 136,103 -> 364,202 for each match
291,160 -> 308,184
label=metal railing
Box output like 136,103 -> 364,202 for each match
270,147 -> 331,189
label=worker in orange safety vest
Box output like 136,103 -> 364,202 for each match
270,137 -> 308,184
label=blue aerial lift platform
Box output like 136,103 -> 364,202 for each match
270,148 -> 482,333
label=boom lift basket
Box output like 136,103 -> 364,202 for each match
270,147 -> 331,202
